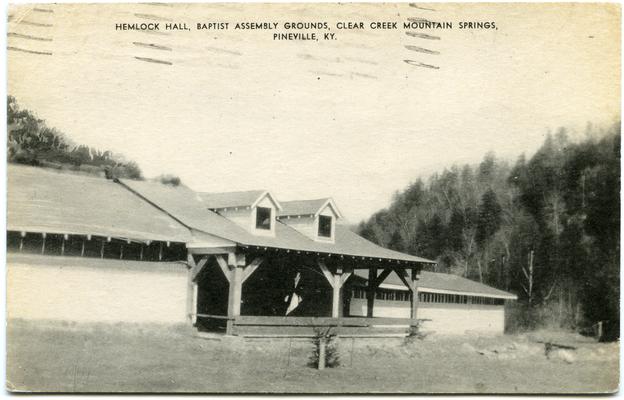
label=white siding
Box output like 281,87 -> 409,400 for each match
281,204 -> 338,242
349,297 -> 505,335
7,255 -> 188,324
281,215 -> 316,239
219,207 -> 253,230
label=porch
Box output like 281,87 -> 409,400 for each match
186,246 -> 428,337
196,315 -> 416,337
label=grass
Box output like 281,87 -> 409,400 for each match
6,319 -> 619,393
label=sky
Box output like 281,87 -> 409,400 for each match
7,3 -> 621,223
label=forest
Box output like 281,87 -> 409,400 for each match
358,123 -> 620,340
7,96 -> 143,180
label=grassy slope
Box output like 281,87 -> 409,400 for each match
6,320 -> 619,393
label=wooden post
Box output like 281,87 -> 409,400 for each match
41,233 -> 46,254
19,232 -> 25,252
226,253 -> 244,335
367,267 -> 377,318
332,269 -> 342,318
139,244 -> 144,261
186,255 -> 197,325
411,267 -> 419,320
61,234 -> 66,256
158,242 -> 163,261
119,243 -> 124,259
318,338 -> 326,370
318,261 -> 351,320
597,321 -> 604,341
81,238 -> 85,257
100,240 -> 105,258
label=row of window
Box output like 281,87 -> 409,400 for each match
6,231 -> 186,262
352,288 -> 505,305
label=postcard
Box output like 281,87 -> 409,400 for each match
5,2 -> 620,393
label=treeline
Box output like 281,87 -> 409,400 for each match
358,123 -> 620,340
7,96 -> 143,180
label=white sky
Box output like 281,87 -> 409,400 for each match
7,3 -> 620,222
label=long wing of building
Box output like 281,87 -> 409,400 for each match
7,164 -> 517,336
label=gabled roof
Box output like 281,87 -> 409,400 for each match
7,165 -> 192,243
119,178 -> 256,243
118,179 -> 433,263
8,165 -> 436,265
353,270 -> 517,300
198,190 -> 282,210
279,198 -> 343,219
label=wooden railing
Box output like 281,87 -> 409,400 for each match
234,316 -> 415,326
230,316 -> 416,337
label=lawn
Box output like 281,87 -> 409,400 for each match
6,319 -> 619,393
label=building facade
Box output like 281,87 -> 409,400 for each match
7,164 -> 517,336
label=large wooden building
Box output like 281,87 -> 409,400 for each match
7,165 -> 516,336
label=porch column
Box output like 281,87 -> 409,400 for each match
366,267 -> 377,318
187,254 -> 209,325
332,269 -> 342,318
226,252 -> 245,334
318,261 -> 352,319
411,267 -> 419,320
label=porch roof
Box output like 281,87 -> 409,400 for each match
353,270 -> 518,299
120,178 -> 435,264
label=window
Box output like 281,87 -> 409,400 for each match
255,207 -> 272,230
318,215 -> 332,238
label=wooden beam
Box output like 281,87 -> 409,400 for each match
192,284 -> 198,324
394,268 -> 414,292
340,269 -> 353,286
242,257 -> 264,284
226,264 -> 244,334
411,267 -> 419,320
186,254 -> 197,324
332,273 -> 341,317
376,268 -> 393,287
190,256 -> 209,282
317,260 -> 334,286
367,267 -> 377,318
187,246 -> 236,255
215,255 -> 231,283
228,252 -> 246,267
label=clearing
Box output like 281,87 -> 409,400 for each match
6,319 -> 619,393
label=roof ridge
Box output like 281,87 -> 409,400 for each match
280,197 -> 331,202
199,189 -> 267,195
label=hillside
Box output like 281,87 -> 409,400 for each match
7,96 -> 143,180
358,123 -> 620,339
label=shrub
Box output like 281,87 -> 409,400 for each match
309,327 -> 340,369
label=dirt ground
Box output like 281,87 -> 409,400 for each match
6,319 -> 619,393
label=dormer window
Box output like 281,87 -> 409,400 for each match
255,207 -> 272,230
318,215 -> 332,238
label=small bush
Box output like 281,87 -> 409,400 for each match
309,327 -> 340,369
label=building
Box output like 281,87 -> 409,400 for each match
7,164 -> 516,336
348,270 -> 516,334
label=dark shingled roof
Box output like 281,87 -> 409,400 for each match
278,198 -> 336,217
198,190 -> 268,209
354,269 -> 517,299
